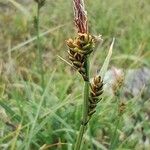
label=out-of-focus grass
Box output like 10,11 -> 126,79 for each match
0,0 -> 150,149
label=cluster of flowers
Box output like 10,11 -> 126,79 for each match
66,33 -> 95,81
67,33 -> 103,122
88,76 -> 103,117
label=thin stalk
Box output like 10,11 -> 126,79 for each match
109,116 -> 121,150
74,57 -> 90,150
36,4 -> 45,90
109,96 -> 121,150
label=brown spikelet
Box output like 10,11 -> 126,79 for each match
112,68 -> 124,96
119,101 -> 126,115
66,33 -> 95,80
88,76 -> 103,117
34,0 -> 46,7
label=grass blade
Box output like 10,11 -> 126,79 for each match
99,38 -> 115,78
8,0 -> 30,17
0,100 -> 21,122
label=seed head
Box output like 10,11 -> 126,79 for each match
88,75 -> 103,117
34,0 -> 46,8
66,33 -> 95,80
112,73 -> 124,96
119,101 -> 126,115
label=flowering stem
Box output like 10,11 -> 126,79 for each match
36,3 -> 45,90
74,56 -> 90,150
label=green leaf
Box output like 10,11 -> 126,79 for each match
99,38 -> 115,78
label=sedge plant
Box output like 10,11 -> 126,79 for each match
66,0 -> 103,149
110,71 -> 125,150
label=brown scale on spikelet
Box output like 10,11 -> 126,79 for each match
88,75 -> 103,117
66,33 -> 95,81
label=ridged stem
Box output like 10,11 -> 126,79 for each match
74,56 -> 90,150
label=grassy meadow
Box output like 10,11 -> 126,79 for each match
0,0 -> 150,149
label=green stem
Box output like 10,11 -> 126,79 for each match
109,97 -> 121,150
109,116 -> 121,150
36,4 -> 44,90
74,57 -> 90,150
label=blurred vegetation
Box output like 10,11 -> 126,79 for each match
0,0 -> 150,149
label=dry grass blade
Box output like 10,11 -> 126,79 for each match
57,55 -> 73,67
8,0 -> 30,17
